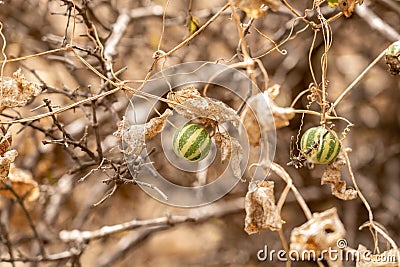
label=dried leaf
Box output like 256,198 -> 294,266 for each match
266,85 -> 295,128
272,105 -> 296,128
214,132 -> 232,163
144,109 -> 173,139
290,208 -> 346,259
241,107 -> 262,146
214,132 -> 244,179
113,117 -> 127,140
241,84 -> 295,146
357,245 -> 399,267
170,87 -> 241,127
230,137 -> 243,179
244,180 -> 284,234
321,149 -> 358,200
339,0 -> 356,17
114,110 -> 173,156
0,150 -> 18,179
167,86 -> 200,109
115,117 -> 145,156
0,133 -> 39,202
0,69 -> 41,111
0,133 -> 12,157
232,0 -> 280,18
0,164 -> 39,202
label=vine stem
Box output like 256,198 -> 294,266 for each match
0,47 -> 70,64
269,163 -> 312,220
0,22 -> 7,113
329,48 -> 387,114
159,3 -> 230,58
293,109 -> 353,125
343,151 -> 400,267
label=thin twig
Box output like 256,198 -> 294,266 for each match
270,163 -> 312,220
159,3 -> 230,58
104,10 -> 131,80
0,248 -> 82,263
59,197 -> 244,242
1,182 -> 46,256
343,151 -> 400,267
0,222 -> 16,267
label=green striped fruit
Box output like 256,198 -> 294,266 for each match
300,126 -> 341,164
172,123 -> 211,161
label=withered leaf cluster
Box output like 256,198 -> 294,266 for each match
114,109 -> 173,156
244,180 -> 284,234
0,69 -> 41,112
0,133 -> 39,202
321,149 -> 358,200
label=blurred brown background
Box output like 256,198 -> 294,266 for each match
0,0 -> 399,266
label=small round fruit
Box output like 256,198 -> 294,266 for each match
300,126 -> 341,164
172,123 -> 211,161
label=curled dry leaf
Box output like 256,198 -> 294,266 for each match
118,122 -> 146,156
0,69 -> 41,111
0,133 -> 12,157
266,85 -> 295,128
290,207 -> 346,264
167,86 -> 200,109
0,149 -> 18,179
169,87 -> 241,128
0,132 -> 39,201
114,109 -> 173,156
0,131 -> 16,178
356,245 -> 399,267
214,132 -> 232,163
321,149 -> 358,200
214,132 -> 244,179
229,138 -> 243,179
244,180 -> 284,234
241,107 -> 262,146
241,84 -> 294,146
232,0 -> 280,18
0,164 -> 40,202
144,109 -> 173,139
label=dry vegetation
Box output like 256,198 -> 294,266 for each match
0,0 -> 399,266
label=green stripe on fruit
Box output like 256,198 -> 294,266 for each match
173,123 -> 211,162
300,126 -> 341,164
